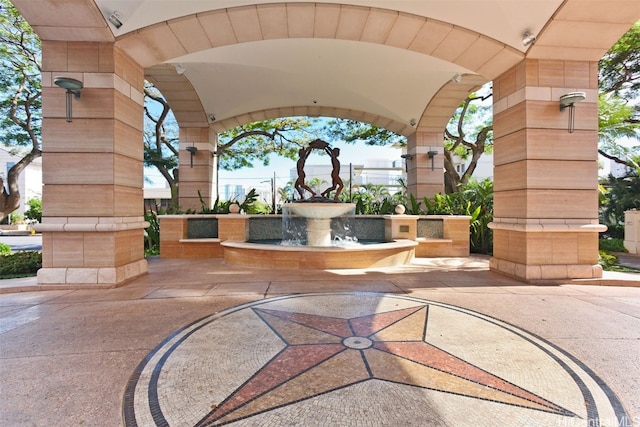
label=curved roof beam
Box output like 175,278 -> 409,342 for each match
417,74 -> 490,133
121,3 -> 523,133
12,1 -> 640,136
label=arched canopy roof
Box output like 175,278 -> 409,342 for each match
12,0 -> 640,135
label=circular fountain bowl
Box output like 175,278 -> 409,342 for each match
221,239 -> 418,270
284,202 -> 356,219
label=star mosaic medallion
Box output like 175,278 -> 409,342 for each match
124,293 -> 630,427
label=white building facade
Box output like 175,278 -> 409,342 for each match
0,147 -> 42,218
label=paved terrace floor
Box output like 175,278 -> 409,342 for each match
1,256 -> 639,426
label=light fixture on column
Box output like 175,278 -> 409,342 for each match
522,30 -> 536,47
108,11 -> 123,29
53,76 -> 83,122
186,146 -> 198,168
427,151 -> 438,171
400,153 -> 413,173
559,92 -> 586,133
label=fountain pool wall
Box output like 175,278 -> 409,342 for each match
159,214 -> 471,266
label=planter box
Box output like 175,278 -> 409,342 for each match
158,214 -> 470,261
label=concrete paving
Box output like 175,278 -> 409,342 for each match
0,234 -> 42,252
1,256 -> 639,426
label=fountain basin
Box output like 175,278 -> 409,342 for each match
284,202 -> 356,219
222,239 -> 417,269
284,202 -> 356,246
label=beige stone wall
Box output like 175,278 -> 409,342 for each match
415,216 -> 470,257
178,127 -> 217,211
37,42 -> 148,287
406,131 -> 444,199
624,210 -> 640,255
490,59 -> 605,282
159,214 -> 469,260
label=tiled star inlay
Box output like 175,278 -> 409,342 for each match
196,304 -> 574,426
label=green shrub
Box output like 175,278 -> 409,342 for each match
0,242 -> 11,255
0,251 -> 42,278
24,198 -> 42,222
599,238 -> 628,253
419,179 -> 494,255
598,250 -> 618,269
144,210 -> 160,256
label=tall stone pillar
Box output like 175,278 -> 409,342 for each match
178,127 -> 217,211
37,42 -> 148,287
406,130 -> 444,201
490,59 -> 606,282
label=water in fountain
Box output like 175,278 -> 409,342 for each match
279,139 -> 364,246
281,202 -> 357,247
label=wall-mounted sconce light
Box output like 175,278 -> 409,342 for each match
400,153 -> 413,173
186,146 -> 198,168
559,91 -> 586,133
452,73 -> 462,84
427,150 -> 438,171
108,11 -> 123,29
409,118 -> 417,127
522,30 -> 536,47
53,76 -> 83,122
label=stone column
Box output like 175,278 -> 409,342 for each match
406,130 -> 444,201
178,127 -> 217,211
624,210 -> 640,255
490,59 -> 606,282
37,42 -> 148,287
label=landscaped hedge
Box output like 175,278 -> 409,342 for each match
0,251 -> 42,278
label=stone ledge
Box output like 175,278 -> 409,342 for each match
35,221 -> 149,232
416,238 -> 453,243
489,222 -> 606,233
490,257 -> 605,284
36,259 -> 148,287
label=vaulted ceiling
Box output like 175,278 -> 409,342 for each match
11,0 -> 640,135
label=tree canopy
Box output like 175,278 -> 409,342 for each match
598,20 -> 640,172
0,0 -> 42,222
443,86 -> 493,193
217,117 -> 320,170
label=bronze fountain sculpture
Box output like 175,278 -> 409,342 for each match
294,139 -> 344,202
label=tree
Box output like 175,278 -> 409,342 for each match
322,119 -> 406,147
23,197 -> 41,222
322,85 -> 493,195
142,98 -> 323,208
306,177 -> 327,195
600,173 -> 640,238
0,0 -> 42,222
216,117 -> 319,170
598,93 -> 640,173
598,20 -> 640,169
443,90 -> 492,193
144,83 -> 180,210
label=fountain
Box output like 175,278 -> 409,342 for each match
284,139 -> 356,246
284,202 -> 355,246
221,139 -> 417,269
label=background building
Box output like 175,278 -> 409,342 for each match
0,147 -> 42,219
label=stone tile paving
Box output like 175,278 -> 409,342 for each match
125,293 -> 631,427
1,257 -> 638,426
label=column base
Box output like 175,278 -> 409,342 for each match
37,259 -> 148,288
490,257 -> 603,284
